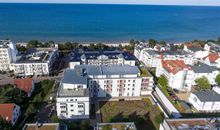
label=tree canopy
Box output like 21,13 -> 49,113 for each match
158,75 -> 168,88
215,74 -> 220,85
195,76 -> 211,90
0,117 -> 12,130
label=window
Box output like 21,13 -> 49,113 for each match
71,105 -> 74,107
70,99 -> 73,101
71,109 -> 74,112
60,106 -> 66,108
78,105 -> 84,108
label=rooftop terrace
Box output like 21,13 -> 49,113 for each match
163,118 -> 220,130
15,48 -> 56,63
57,84 -> 89,97
97,122 -> 137,130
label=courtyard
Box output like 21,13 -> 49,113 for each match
99,98 -> 164,130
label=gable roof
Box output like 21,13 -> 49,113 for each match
193,90 -> 220,102
14,78 -> 33,93
162,60 -> 191,75
0,103 -> 16,123
190,63 -> 218,73
205,53 -> 220,62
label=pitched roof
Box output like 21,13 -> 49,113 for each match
190,63 -> 218,73
0,103 -> 16,123
14,78 -> 33,93
193,90 -> 220,102
205,53 -> 220,62
162,60 -> 191,75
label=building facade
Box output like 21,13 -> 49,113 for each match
188,87 -> 220,112
12,48 -> 58,76
56,65 -> 153,119
0,103 -> 21,126
0,40 -> 18,71
56,69 -> 90,119
69,49 -> 136,69
156,59 -> 219,91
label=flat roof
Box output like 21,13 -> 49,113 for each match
97,122 -> 137,130
57,84 -> 89,97
23,123 -> 67,130
163,118 -> 220,130
15,48 -> 56,63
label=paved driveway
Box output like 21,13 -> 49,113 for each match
36,103 -> 55,123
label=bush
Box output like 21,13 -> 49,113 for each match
158,75 -> 168,87
195,76 -> 211,90
102,125 -> 112,130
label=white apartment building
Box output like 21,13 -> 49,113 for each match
188,87 -> 220,112
134,45 -> 195,68
84,65 -> 153,97
156,60 -> 192,91
56,69 -> 90,119
0,103 -> 21,126
156,59 -> 219,91
202,53 -> 220,68
0,40 -> 18,71
12,48 -> 58,76
183,43 -> 209,59
69,49 -> 136,69
56,65 -> 153,119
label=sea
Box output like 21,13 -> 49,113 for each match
0,3 -> 220,43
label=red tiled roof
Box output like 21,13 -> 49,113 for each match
185,42 -> 202,48
206,53 -> 220,62
0,103 -> 16,123
162,60 -> 191,75
14,78 -> 33,93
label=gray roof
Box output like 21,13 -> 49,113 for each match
145,50 -> 160,55
191,63 -> 218,73
75,65 -> 140,76
62,69 -> 87,85
193,90 -> 220,102
188,47 -> 204,52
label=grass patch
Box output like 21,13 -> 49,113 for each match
140,67 -> 150,77
99,98 -> 164,130
158,85 -> 185,113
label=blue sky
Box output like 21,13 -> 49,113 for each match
0,0 -> 220,6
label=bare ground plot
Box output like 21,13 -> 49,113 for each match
99,98 -> 164,130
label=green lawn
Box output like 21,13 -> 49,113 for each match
99,98 -> 164,130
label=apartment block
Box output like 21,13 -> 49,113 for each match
11,48 -> 58,76
156,59 -> 219,91
0,40 -> 18,71
56,64 -> 153,119
69,49 -> 136,69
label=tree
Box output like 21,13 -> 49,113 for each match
102,125 -> 112,130
217,37 -> 220,44
215,74 -> 220,85
50,114 -> 59,123
80,120 -> 90,130
5,87 -> 26,105
27,40 -> 41,48
148,39 -> 158,48
159,40 -> 166,46
158,75 -> 168,87
0,117 -> 12,130
195,76 -> 211,90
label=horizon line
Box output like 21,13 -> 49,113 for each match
1,2 -> 220,7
